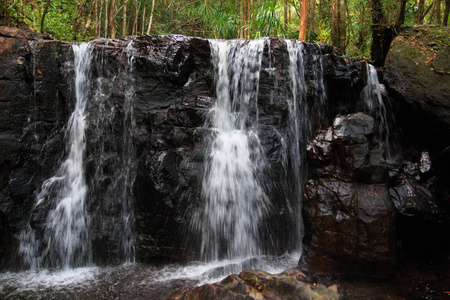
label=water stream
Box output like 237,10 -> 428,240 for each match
19,43 -> 93,270
192,39 -> 269,270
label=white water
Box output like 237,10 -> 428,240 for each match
285,40 -> 309,252
193,39 -> 269,268
19,43 -> 92,269
362,64 -> 392,160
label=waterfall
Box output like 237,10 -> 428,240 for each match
192,39 -> 269,266
19,43 -> 92,269
362,64 -> 392,160
120,41 -> 137,263
284,40 -> 307,253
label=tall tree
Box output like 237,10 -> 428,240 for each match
444,0 -> 450,25
146,0 -> 156,34
395,0 -> 408,30
371,0 -> 394,67
331,0 -> 345,52
299,0 -> 309,41
40,0 -> 50,34
123,0 -> 128,36
432,0 -> 442,25
109,0 -> 116,38
417,0 -> 425,24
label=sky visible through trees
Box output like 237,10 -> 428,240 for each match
1,0 -> 449,58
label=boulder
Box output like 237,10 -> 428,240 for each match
301,113 -> 396,278
384,26 -> 450,151
166,270 -> 340,300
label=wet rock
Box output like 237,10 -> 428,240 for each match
0,27 -> 372,268
307,113 -> 389,184
301,113 -> 396,278
166,270 -> 340,300
389,156 -> 439,218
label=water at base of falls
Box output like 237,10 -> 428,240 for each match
19,44 -> 93,270
0,253 -> 301,299
191,39 -> 269,270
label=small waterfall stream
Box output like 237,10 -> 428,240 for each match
362,64 -> 392,160
20,44 -> 93,269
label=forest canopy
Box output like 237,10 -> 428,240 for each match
1,0 -> 449,59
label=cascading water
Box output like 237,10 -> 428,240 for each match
192,39 -> 269,268
19,43 -> 92,269
86,40 -> 137,263
284,40 -> 308,252
362,64 -> 392,160
120,41 -> 137,262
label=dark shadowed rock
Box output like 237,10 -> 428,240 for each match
0,27 -> 375,268
301,113 -> 396,278
384,27 -> 450,151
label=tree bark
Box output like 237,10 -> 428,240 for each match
40,0 -> 50,34
109,0 -> 116,39
146,0 -> 156,34
299,0 -> 309,41
417,0 -> 424,24
395,0 -> 408,30
141,5 -> 145,35
104,0 -> 108,37
331,0 -> 339,47
371,0 -> 394,67
444,0 -> 450,25
123,0 -> 128,36
95,0 -> 99,37
433,0 -> 442,25
339,0 -> 346,51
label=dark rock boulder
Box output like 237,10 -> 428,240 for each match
166,270 -> 340,300
300,113 -> 397,278
383,26 -> 450,263
384,27 -> 450,151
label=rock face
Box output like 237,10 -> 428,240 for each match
300,113 -> 397,277
166,270 -> 340,300
0,27 -> 371,269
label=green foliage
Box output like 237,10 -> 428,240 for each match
254,1 -> 286,38
1,0 -> 448,60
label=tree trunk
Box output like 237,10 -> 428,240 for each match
371,0 -> 394,67
72,0 -> 88,40
417,0 -> 424,24
444,0 -> 450,25
133,1 -> 141,36
395,0 -> 408,30
434,0 -> 442,25
299,0 -> 309,41
95,0 -> 99,37
339,0 -> 347,51
331,0 -> 339,47
109,0 -> 115,39
146,0 -> 155,34
40,0 -> 50,34
123,0 -> 128,36
104,0 -> 108,37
